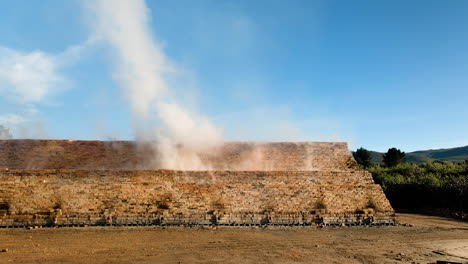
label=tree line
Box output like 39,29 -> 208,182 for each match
353,147 -> 467,218
353,147 -> 407,168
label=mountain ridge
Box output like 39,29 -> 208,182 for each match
368,145 -> 468,164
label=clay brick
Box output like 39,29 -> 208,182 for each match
0,140 -> 396,227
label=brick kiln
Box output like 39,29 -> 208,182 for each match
0,140 -> 396,227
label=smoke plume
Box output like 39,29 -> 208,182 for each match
0,125 -> 12,139
84,0 -> 224,169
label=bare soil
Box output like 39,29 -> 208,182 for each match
0,213 -> 467,264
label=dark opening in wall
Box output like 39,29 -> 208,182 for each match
315,199 -> 327,209
0,201 -> 10,211
157,202 -> 169,210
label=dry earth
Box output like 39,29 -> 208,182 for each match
0,213 -> 466,264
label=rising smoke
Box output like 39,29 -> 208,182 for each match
84,0 -> 224,169
0,125 -> 12,139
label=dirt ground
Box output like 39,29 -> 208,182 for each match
0,213 -> 467,264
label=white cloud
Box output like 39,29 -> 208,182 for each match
0,47 -> 66,103
0,47 -> 66,139
0,36 -> 93,104
0,113 -> 28,125
0,39 -> 92,138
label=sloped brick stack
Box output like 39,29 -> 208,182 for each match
0,140 -> 356,171
0,140 -> 396,227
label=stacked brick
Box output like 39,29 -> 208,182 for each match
0,140 -> 396,227
0,140 -> 356,171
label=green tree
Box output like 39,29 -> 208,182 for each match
353,147 -> 372,168
383,148 -> 406,167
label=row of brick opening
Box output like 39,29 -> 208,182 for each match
0,215 -> 397,228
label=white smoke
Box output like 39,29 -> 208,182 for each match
0,125 -> 12,139
84,0 -> 224,169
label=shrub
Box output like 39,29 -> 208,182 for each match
368,161 -> 467,213
353,147 -> 372,168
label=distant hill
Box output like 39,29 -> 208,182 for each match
369,145 -> 468,164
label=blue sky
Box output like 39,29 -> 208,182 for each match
0,0 -> 467,152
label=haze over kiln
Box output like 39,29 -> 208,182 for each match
84,0 -> 224,169
0,125 -> 12,139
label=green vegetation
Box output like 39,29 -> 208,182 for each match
352,147 -> 372,168
369,161 -> 468,214
354,147 -> 468,216
382,148 -> 406,167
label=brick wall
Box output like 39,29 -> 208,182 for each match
0,169 -> 395,227
0,140 -> 396,227
0,140 -> 357,171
